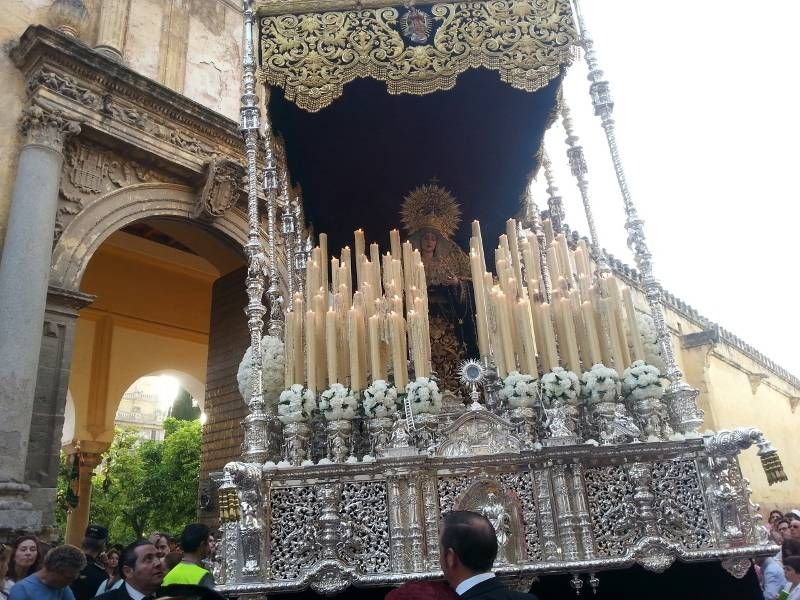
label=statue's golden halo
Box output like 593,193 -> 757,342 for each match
400,182 -> 461,238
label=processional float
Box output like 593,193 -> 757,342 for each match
215,0 -> 787,595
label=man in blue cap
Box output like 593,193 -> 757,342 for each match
70,524 -> 109,600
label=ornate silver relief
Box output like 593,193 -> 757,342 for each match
651,460 -> 713,549
339,482 -> 391,573
584,465 -> 640,556
270,486 -> 320,579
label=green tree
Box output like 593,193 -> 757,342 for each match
57,418 -> 202,544
171,389 -> 201,421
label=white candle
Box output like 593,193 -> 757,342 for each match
471,220 -> 487,274
319,233 -> 329,293
306,309 -> 317,393
539,302 -> 559,372
623,286 -> 646,361
390,229 -> 401,260
470,248 -> 490,357
390,312 -> 408,389
369,314 -> 385,381
326,309 -> 338,384
506,219 -> 524,295
559,297 -> 581,374
516,298 -> 538,376
581,300 -> 602,367
348,308 -> 363,392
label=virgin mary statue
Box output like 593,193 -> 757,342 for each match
401,181 -> 478,389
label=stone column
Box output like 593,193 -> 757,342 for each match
94,0 -> 131,62
28,286 -> 94,541
63,447 -> 103,546
0,104 -> 80,536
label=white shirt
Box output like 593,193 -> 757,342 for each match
124,582 -> 152,600
455,572 -> 496,595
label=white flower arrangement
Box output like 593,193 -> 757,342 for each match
622,360 -> 664,401
541,367 -> 580,406
237,335 -> 286,409
498,371 -> 539,408
362,380 -> 399,418
581,364 -> 621,405
404,377 -> 442,415
319,383 -> 359,421
277,384 -> 316,424
635,313 -> 666,375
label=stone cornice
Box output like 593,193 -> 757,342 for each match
11,26 -> 245,176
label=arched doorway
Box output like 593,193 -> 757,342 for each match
47,183 -> 255,543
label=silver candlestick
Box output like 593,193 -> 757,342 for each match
560,101 -> 610,276
572,0 -> 703,435
240,0 -> 270,463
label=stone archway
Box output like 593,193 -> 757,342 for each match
51,182 -> 254,291
37,182 -> 283,542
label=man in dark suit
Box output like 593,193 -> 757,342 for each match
71,524 -> 109,600
96,539 -> 164,600
439,511 -> 537,600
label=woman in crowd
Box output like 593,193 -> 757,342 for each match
3,536 -> 41,593
94,547 -> 123,595
770,511 -> 785,530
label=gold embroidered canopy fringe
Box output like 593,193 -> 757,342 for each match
258,0 -> 577,112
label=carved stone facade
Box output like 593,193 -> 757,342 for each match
0,24 -> 288,538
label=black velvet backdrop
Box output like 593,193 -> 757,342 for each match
269,68 -> 562,259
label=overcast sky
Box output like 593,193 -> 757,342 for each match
532,0 -> 800,377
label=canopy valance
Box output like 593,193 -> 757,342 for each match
258,0 -> 576,112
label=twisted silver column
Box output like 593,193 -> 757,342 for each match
523,183 -> 552,303
240,0 -> 270,462
262,89 -> 283,339
560,101 -> 609,276
571,0 -> 703,435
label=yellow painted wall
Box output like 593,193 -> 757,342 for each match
67,237 -> 217,445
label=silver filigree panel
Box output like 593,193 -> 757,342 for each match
651,460 -> 713,549
270,486 -> 321,579
584,465 -> 641,556
339,481 -> 391,573
437,475 -> 471,513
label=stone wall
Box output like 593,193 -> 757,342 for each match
199,266 -> 249,527
0,0 -> 243,250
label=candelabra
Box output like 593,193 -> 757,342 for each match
541,150 -> 565,232
239,0 -> 271,462
560,101 -> 610,276
523,183 -> 552,303
280,192 -> 297,303
572,0 -> 703,435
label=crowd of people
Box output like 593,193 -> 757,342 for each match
0,510 -> 532,600
4,508 -> 800,600
0,523 -> 224,600
760,509 -> 800,600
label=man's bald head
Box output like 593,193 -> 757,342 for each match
440,511 -> 498,574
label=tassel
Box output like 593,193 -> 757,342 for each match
760,451 -> 788,486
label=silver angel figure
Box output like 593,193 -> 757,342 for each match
481,492 -> 512,564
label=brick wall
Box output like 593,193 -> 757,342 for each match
199,267 -> 249,528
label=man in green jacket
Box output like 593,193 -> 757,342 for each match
162,524 -> 215,588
